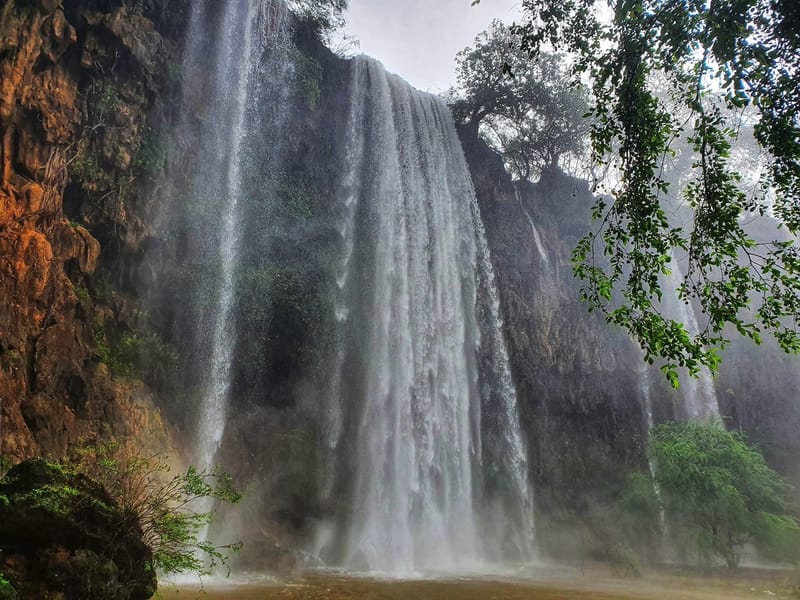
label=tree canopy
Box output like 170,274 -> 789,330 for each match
650,422 -> 800,568
450,21 -> 589,180
473,0 -> 800,381
289,0 -> 347,36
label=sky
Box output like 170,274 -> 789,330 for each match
337,0 -> 523,93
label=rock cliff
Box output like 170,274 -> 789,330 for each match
0,0 -> 187,462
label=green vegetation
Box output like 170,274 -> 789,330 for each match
73,283 -> 90,305
92,317 -> 179,385
95,83 -> 123,123
132,128 -> 168,179
66,444 -> 242,576
0,455 -> 12,478
111,332 -> 179,385
289,0 -> 347,37
0,574 -> 16,600
650,422 -> 800,568
451,20 -> 589,179
617,472 -> 661,544
486,0 -> 800,380
70,141 -> 103,185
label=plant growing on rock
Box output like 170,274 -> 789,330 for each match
501,0 -> 800,380
450,20 -> 589,179
0,574 -> 15,600
289,0 -> 347,37
65,443 -> 242,577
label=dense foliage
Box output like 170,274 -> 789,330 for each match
450,21 -> 589,179
483,0 -> 800,381
650,422 -> 800,568
289,0 -> 347,36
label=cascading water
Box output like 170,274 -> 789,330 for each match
168,0 -> 290,480
324,57 -> 534,574
514,183 -> 549,267
663,252 -> 720,421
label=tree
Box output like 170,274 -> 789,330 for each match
650,422 -> 800,568
477,0 -> 800,382
289,0 -> 347,37
450,20 -> 589,180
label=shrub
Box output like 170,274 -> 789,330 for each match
0,574 -> 17,600
91,321 -> 179,386
65,443 -> 242,577
651,422 -> 800,568
132,129 -> 168,179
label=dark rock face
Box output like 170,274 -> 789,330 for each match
0,459 -> 155,600
459,125 -> 800,553
459,128 -> 658,555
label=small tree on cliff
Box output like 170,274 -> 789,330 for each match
450,20 -> 589,180
650,422 -> 800,569
289,0 -> 347,36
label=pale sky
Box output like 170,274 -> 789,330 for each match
338,0 -> 523,93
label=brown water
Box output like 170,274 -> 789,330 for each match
159,569 -> 794,600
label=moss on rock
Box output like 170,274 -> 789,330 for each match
0,459 -> 156,600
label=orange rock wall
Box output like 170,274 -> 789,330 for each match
0,0 -> 177,462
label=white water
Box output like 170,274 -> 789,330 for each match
329,57 -> 534,574
514,183 -> 549,267
663,252 -> 720,421
177,0 -> 290,495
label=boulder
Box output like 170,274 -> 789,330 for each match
0,459 -> 156,600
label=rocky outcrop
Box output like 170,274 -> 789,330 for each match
460,124 -> 800,556
0,459 -> 156,600
459,130 -> 660,556
0,1 -> 185,463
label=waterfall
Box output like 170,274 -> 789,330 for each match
663,252 -> 720,421
514,183 -> 549,267
171,0 -> 291,479
326,57 -> 534,574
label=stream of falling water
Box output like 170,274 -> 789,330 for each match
514,183 -> 549,267
324,57 -> 535,575
173,0 -> 290,522
663,252 -> 720,421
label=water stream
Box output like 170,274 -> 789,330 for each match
324,57 -> 535,574
663,252 -> 720,421
514,183 -> 549,267
167,0 -> 291,519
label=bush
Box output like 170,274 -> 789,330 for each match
65,443 -> 242,577
651,422 -> 800,568
0,574 -> 16,600
91,321 -> 179,386
132,129 -> 167,179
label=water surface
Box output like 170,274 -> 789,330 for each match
160,570 -> 789,600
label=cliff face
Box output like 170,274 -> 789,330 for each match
0,0 -> 187,462
460,129 -> 652,554
461,125 -> 800,551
